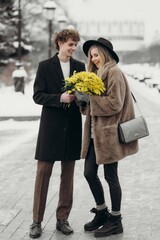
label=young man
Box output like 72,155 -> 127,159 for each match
29,29 -> 85,238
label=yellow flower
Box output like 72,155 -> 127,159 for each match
63,71 -> 106,95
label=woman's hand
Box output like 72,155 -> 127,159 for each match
75,91 -> 89,103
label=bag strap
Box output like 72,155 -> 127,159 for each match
131,92 -> 137,103
131,92 -> 143,115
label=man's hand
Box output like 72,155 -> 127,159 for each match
60,92 -> 75,103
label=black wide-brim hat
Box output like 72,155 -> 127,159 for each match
83,37 -> 119,63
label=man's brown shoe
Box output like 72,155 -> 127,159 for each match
29,222 -> 42,238
56,220 -> 73,235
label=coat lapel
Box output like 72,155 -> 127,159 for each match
51,55 -> 76,78
70,57 -> 76,76
51,54 -> 64,80
50,55 -> 77,90
50,54 -> 65,90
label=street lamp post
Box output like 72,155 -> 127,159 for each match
57,15 -> 67,31
48,19 -> 52,58
17,0 -> 22,62
43,1 -> 57,58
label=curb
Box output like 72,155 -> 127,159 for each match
0,116 -> 40,121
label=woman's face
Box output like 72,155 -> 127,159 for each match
90,47 -> 103,69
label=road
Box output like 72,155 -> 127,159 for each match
0,77 -> 160,240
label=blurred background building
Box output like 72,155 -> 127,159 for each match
0,0 -> 160,87
77,20 -> 144,51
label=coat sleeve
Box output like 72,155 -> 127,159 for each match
90,68 -> 126,116
33,62 -> 62,107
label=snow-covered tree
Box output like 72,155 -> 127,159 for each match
0,0 -> 17,63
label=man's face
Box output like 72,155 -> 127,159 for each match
58,38 -> 78,57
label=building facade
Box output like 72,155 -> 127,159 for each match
77,20 -> 145,51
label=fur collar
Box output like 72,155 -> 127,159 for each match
100,59 -> 117,81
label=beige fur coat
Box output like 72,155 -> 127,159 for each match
81,61 -> 139,164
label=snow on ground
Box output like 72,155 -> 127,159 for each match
0,119 -> 39,159
0,79 -> 41,158
121,64 -> 160,106
128,76 -> 160,106
0,64 -> 160,118
0,79 -> 41,117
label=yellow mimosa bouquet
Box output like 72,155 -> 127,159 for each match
63,71 -> 106,97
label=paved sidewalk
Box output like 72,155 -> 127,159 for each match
0,115 -> 160,240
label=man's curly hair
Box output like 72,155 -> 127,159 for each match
54,29 -> 80,50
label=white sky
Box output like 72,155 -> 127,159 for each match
65,0 -> 160,44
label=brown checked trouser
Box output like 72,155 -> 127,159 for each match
33,160 -> 75,222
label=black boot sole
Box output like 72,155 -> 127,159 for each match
84,222 -> 105,232
94,227 -> 123,238
84,226 -> 101,231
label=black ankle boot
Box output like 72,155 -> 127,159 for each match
84,208 -> 110,231
94,214 -> 123,238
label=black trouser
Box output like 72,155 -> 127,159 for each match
84,140 -> 122,212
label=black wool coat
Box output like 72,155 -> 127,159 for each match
33,54 -> 85,162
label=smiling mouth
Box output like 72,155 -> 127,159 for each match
69,50 -> 74,54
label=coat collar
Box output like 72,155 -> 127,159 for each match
49,54 -> 77,91
51,53 -> 76,79
51,54 -> 64,80
100,59 -> 117,81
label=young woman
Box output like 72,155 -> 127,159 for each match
81,38 -> 139,238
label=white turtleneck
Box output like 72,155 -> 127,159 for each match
60,61 -> 70,79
